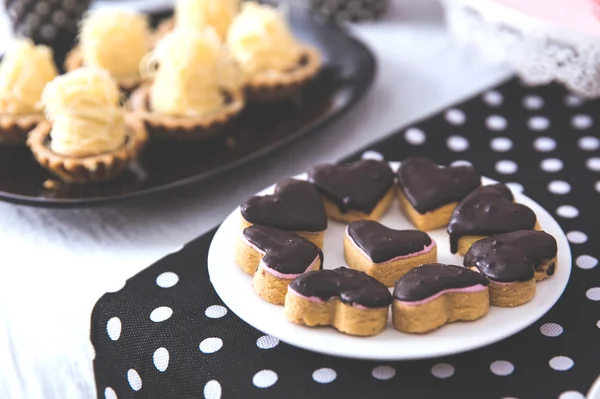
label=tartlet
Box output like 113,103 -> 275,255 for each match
227,2 -> 322,102
65,10 -> 151,93
131,27 -> 244,142
0,39 -> 57,144
27,68 -> 147,184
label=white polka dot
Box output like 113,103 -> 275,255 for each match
506,182 -> 524,193
484,91 -> 503,107
447,135 -> 469,152
576,255 -> 598,270
105,280 -> 126,293
431,363 -> 455,379
548,181 -> 571,194
127,369 -> 142,391
104,387 -> 117,399
567,231 -> 587,244
572,114 -> 593,130
534,137 -> 556,152
523,95 -> 544,110
528,116 -> 550,131
372,366 -> 395,380
565,94 -> 584,107
559,391 -> 585,399
578,136 -> 600,151
496,160 -> 518,174
404,128 -> 426,146
253,370 -> 278,388
541,158 -> 563,172
205,305 -> 227,318
156,272 -> 179,288
153,347 -> 169,372
312,368 -> 337,384
200,337 -> 223,354
490,137 -> 513,152
256,335 -> 279,349
490,360 -> 514,376
445,109 -> 466,125
550,356 -> 574,371
486,115 -> 507,131
587,157 -> 600,171
556,205 -> 579,219
597,320 -> 600,328
106,317 -> 121,341
361,151 -> 384,161
540,323 -> 563,337
204,380 -> 222,399
150,306 -> 173,322
595,181 -> 600,192
450,160 -> 473,167
586,287 -> 600,301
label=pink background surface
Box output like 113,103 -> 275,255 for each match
493,0 -> 600,35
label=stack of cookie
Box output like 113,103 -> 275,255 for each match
0,1 -> 323,185
234,157 -> 559,336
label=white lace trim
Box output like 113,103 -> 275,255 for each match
441,0 -> 600,98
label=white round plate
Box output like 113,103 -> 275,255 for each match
207,164 -> 572,360
589,375 -> 600,399
92,0 -> 173,13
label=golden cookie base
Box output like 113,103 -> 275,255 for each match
392,289 -> 489,334
129,84 -> 244,142
284,291 -> 389,336
397,187 -> 461,231
27,118 -> 148,184
322,188 -> 394,224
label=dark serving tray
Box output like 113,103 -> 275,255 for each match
0,9 -> 375,207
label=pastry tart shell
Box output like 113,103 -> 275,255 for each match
65,46 -> 145,94
27,117 -> 148,184
0,113 -> 44,144
244,46 -> 322,103
128,84 -> 245,142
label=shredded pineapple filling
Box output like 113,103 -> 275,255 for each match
175,0 -> 240,40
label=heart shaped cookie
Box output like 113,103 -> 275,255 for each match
240,178 -> 327,248
344,220 -> 437,286
392,263 -> 490,333
464,230 -> 558,307
234,225 -> 323,305
308,159 -> 395,223
285,267 -> 392,336
447,184 -> 538,255
397,157 -> 481,230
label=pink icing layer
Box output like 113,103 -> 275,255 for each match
242,235 -> 319,280
394,284 -> 488,306
287,287 -> 387,311
345,226 -> 436,264
493,0 -> 600,36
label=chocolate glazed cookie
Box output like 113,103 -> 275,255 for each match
240,178 -> 327,248
464,230 -> 558,307
285,267 -> 392,336
447,184 -> 538,255
308,159 -> 395,223
396,157 -> 481,231
392,264 -> 490,333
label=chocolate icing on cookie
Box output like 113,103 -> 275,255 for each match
347,220 -> 433,264
289,267 -> 392,308
447,184 -> 537,253
393,263 -> 489,302
464,230 -> 557,283
397,157 -> 481,214
241,179 -> 327,232
308,160 -> 394,214
243,225 -> 324,275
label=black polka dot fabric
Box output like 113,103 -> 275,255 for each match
91,78 -> 600,399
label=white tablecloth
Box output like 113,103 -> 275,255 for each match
0,1 -> 511,398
